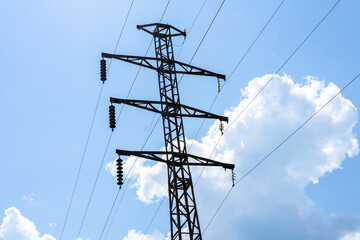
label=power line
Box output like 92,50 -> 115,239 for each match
77,38 -> 151,235
138,0 -> 287,234
160,0 -> 171,21
59,0 -> 136,237
139,0 -> 341,233
177,0 -> 208,60
107,0 -> 135,72
178,0 -> 226,85
100,114 -> 161,240
73,0 -> 139,237
193,0 -> 342,187
98,0 -> 213,236
97,187 -> 120,240
189,0 -> 225,64
226,0 -> 285,84
76,131 -> 113,238
200,0 -> 343,232
130,0 -> 226,234
59,84 -> 104,240
96,0 -> 340,237
203,71 -> 359,235
91,2 -> 172,239
76,32 -> 152,240
141,191 -> 167,240
106,0 -> 341,237
187,0 -> 286,154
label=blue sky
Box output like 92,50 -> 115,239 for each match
0,0 -> 359,239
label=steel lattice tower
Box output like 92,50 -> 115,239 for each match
154,23 -> 201,240
102,23 -> 234,240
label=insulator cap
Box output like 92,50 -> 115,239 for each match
100,59 -> 107,82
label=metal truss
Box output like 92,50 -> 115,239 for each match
110,97 -> 228,122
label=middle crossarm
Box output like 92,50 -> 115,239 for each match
116,150 -> 235,170
102,53 -> 226,80
110,97 -> 228,122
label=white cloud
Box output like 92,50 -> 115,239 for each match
123,229 -> 169,240
0,207 -> 55,240
107,74 -> 359,239
340,231 -> 360,240
48,223 -> 56,230
23,192 -> 35,205
106,157 -> 168,204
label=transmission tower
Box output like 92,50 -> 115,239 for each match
101,23 -> 235,240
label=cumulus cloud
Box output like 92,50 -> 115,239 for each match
107,74 -> 359,239
340,231 -> 360,240
0,207 -> 55,240
123,229 -> 169,240
106,156 -> 168,203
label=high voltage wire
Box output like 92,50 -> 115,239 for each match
187,0 -> 286,153
176,0 -> 208,60
75,0 -> 171,237
160,0 -> 171,21
107,0 -> 135,72
194,0 -> 342,188
97,0 -> 226,237
189,0 -> 225,64
76,130 -> 113,238
179,0 -> 226,85
89,0 -> 339,237
203,71 -> 359,235
100,115 -> 161,240
141,194 -> 167,240
59,0 -> 135,238
59,84 -> 104,240
142,0 -> 342,233
74,0 -> 140,236
78,44 -> 153,236
226,0 -> 286,85
199,0 -> 343,234
81,1 -> 172,239
92,0 -> 213,237
139,0 -> 287,233
98,189 -> 120,240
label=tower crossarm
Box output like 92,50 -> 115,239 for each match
116,150 -> 235,170
137,23 -> 186,38
102,53 -> 226,80
110,97 -> 228,122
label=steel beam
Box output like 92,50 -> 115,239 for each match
116,149 -> 234,170
101,53 -> 225,80
110,97 -> 228,122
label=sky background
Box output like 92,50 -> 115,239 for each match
0,0 -> 360,239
